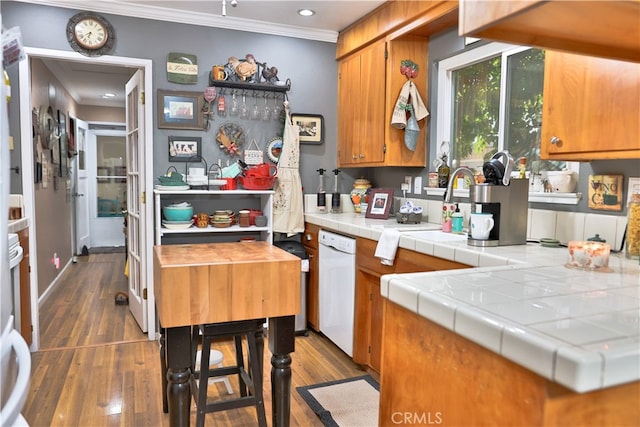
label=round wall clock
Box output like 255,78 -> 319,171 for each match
66,12 -> 115,57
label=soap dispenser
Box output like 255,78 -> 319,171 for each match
452,204 -> 464,234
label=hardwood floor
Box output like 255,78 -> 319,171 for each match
24,252 -> 368,426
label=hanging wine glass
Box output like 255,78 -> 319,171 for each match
229,90 -> 239,116
272,94 -> 282,122
240,91 -> 249,119
251,92 -> 261,120
261,94 -> 271,121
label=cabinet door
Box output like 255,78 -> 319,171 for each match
541,51 -> 640,160
358,41 -> 387,164
338,53 -> 361,166
338,41 -> 386,166
383,36 -> 429,167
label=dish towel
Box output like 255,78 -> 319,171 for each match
391,81 -> 429,129
374,229 -> 401,266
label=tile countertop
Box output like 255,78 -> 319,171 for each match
305,212 -> 640,393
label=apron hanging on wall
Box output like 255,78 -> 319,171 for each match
272,101 -> 304,236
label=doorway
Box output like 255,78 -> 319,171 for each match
18,48 -> 155,350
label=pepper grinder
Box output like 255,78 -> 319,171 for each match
331,169 -> 341,213
316,168 -> 327,213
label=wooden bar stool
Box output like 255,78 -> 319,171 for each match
190,319 -> 267,427
194,348 -> 234,395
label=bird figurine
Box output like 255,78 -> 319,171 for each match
228,54 -> 257,81
260,62 -> 279,84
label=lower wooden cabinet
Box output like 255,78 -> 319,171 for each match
302,223 -> 320,331
353,237 -> 469,373
380,301 -> 640,426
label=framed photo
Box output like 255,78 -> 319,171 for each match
168,136 -> 202,162
291,113 -> 324,144
157,90 -> 204,130
366,188 -> 394,219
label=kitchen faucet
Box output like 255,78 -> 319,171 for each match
443,167 -> 476,203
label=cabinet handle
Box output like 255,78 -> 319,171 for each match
308,253 -> 314,259
352,154 -> 358,160
550,136 -> 561,145
305,233 -> 312,241
359,153 -> 365,159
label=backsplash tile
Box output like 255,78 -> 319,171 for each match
529,209 -> 557,240
584,214 -> 617,246
556,212 -> 586,243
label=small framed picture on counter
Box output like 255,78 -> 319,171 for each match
366,188 -> 394,219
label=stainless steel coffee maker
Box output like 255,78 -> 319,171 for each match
445,151 -> 529,247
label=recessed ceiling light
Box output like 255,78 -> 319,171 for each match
102,93 -> 116,98
298,9 -> 315,17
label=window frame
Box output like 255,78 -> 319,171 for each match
436,42 -> 578,173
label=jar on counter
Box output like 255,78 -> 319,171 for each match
350,178 -> 371,214
626,194 -> 640,259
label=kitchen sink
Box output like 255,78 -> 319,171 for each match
401,230 -> 468,242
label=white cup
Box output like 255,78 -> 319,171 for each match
470,212 -> 494,240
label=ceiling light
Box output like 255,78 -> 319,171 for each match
102,93 -> 116,98
298,9 -> 315,17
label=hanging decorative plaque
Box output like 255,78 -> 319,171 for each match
166,52 -> 198,84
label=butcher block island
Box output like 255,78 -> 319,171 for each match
154,242 -> 301,326
153,242 -> 301,427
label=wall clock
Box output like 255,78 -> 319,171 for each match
66,12 -> 115,57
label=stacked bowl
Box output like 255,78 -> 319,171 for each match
162,202 -> 194,229
210,210 -> 235,228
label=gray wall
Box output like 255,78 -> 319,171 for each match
4,1 -> 637,215
2,0 -> 347,196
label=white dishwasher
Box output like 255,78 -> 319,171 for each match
318,229 -> 356,357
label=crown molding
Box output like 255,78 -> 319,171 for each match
13,0 -> 339,43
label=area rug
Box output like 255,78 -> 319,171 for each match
297,375 -> 380,427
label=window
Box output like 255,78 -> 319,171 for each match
437,42 -> 568,176
96,135 -> 126,217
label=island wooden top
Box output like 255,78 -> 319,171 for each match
154,242 -> 301,328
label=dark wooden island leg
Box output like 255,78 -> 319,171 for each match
164,326 -> 192,427
268,315 -> 295,427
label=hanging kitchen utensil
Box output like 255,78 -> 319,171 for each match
244,139 -> 263,165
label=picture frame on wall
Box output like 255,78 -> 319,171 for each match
366,188 -> 394,219
157,90 -> 204,130
168,136 -> 202,162
291,113 -> 324,144
588,174 -> 623,211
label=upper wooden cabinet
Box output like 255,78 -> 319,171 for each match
541,51 -> 640,160
459,1 -> 640,63
336,1 -> 458,168
337,40 -> 387,166
338,37 -> 430,167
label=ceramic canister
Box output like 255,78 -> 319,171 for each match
350,178 -> 371,213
